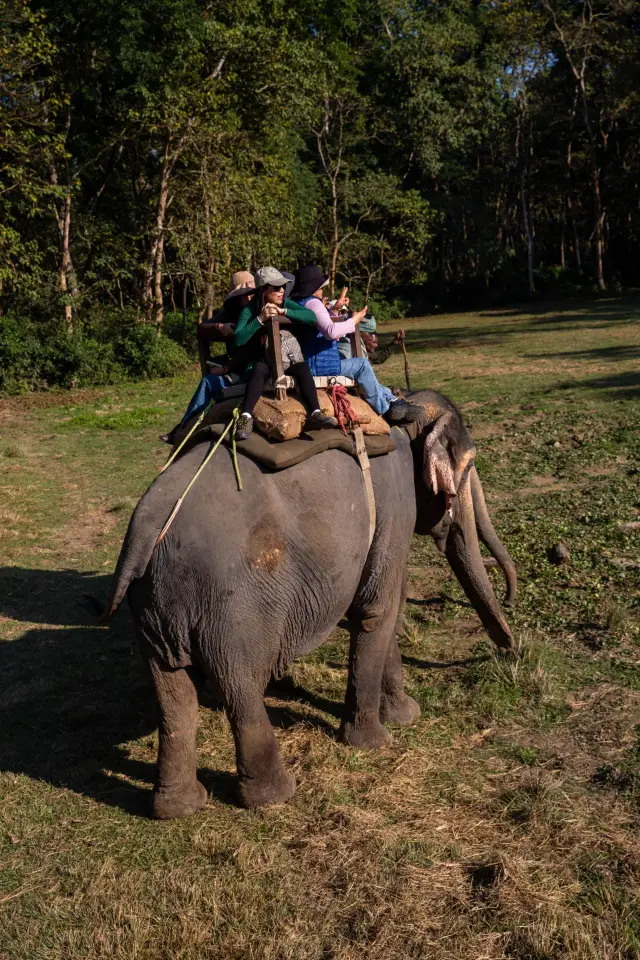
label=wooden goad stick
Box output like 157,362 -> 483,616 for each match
401,336 -> 411,392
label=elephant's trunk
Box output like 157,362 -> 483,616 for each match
445,471 -> 513,650
470,465 -> 517,607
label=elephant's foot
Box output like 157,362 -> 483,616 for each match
380,693 -> 421,726
151,778 -> 208,820
339,717 -> 392,750
237,768 -> 296,809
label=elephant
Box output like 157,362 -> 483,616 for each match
93,389 -> 515,819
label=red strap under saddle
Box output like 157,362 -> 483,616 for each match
327,383 -> 360,436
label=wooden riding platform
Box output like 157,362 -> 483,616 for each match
202,314 -> 364,401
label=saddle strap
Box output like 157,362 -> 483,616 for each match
352,425 -> 376,546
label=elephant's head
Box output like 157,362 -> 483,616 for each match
408,391 -> 514,651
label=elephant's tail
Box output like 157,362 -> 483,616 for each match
78,573 -> 128,624
469,464 -> 517,607
80,492 -> 170,622
78,593 -> 107,618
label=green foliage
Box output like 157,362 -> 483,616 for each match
0,314 -> 117,392
2,0 -> 640,391
511,745 -> 541,767
358,294 -> 412,323
109,325 -> 190,381
162,310 -> 200,356
0,312 -> 189,392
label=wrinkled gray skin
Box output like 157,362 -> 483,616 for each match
98,390 -> 515,819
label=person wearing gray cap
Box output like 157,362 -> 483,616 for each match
227,267 -> 336,440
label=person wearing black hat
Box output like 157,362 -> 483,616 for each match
229,266 -> 336,440
291,265 -> 423,424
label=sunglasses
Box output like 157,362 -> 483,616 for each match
268,284 -> 287,291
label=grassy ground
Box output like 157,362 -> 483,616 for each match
0,297 -> 639,959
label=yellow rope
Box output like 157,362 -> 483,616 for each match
159,399 -> 215,474
230,412 -> 243,491
154,408 -> 242,547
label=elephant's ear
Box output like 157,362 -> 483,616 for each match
422,412 -> 476,512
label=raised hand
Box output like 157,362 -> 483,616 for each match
352,305 -> 368,325
334,286 -> 349,312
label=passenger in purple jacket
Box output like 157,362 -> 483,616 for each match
291,265 -> 423,424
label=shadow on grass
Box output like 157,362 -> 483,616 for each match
479,296 -> 640,322
529,344 -> 640,363
0,566 -> 496,816
407,596 -> 474,611
401,653 -> 491,670
396,299 -> 639,354
554,370 -> 640,400
0,567 -> 236,816
523,341 -> 640,400
267,675 -> 343,728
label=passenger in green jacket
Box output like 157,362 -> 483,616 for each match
233,273 -> 317,347
226,266 -> 336,440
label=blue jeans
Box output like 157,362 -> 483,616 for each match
180,373 -> 239,425
339,358 -> 394,415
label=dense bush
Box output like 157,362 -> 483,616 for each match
358,295 -> 411,324
0,311 -> 192,394
162,311 -> 200,358
109,323 -> 191,380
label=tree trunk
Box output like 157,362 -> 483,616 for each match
520,168 -> 534,295
590,158 -> 605,290
182,276 -> 189,334
201,160 -> 216,320
329,177 -> 339,296
153,233 -> 165,332
568,196 -> 582,269
546,2 -> 606,291
577,78 -> 605,290
315,102 -> 344,296
145,144 -> 173,318
60,189 -> 73,333
50,157 -> 75,333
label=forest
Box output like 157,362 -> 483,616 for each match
1,0 -> 639,389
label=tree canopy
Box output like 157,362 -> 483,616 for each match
2,0 -> 640,377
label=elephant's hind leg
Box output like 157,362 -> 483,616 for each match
226,683 -> 295,809
148,659 -> 208,820
379,635 -> 421,726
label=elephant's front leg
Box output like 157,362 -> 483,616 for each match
148,659 -> 208,820
339,602 -> 398,749
379,635 -> 421,726
227,684 -> 295,809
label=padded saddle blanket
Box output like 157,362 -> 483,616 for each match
175,421 -> 397,472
